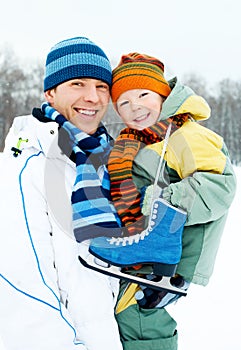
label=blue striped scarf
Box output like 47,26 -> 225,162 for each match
41,102 -> 122,242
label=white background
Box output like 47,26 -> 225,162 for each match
168,166 -> 241,349
1,0 -> 241,86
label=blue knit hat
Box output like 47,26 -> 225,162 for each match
44,37 -> 112,91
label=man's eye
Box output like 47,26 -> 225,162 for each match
72,81 -> 83,86
97,84 -> 109,91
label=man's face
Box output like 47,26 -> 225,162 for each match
45,78 -> 110,134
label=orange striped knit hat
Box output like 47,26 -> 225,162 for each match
111,52 -> 171,103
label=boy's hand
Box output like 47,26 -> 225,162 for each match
141,184 -> 163,215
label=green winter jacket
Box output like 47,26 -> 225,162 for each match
114,78 -> 236,350
131,78 -> 237,286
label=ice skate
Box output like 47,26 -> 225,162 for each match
79,197 -> 187,296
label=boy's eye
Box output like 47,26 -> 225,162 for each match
118,100 -> 129,108
139,92 -> 148,98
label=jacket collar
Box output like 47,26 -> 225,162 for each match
4,114 -> 65,160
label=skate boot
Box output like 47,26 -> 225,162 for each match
90,197 -> 186,274
79,197 -> 187,295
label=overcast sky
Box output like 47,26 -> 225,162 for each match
1,0 -> 240,86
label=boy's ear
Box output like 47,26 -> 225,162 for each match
44,89 -> 55,104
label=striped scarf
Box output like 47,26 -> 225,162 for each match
108,120 -> 181,236
41,102 -> 122,242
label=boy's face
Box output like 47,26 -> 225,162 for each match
116,89 -> 164,130
44,78 -> 110,134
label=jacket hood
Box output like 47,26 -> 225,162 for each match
159,77 -> 211,121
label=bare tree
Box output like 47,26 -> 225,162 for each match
0,45 -> 26,149
210,79 -> 241,165
182,74 -> 241,165
182,73 -> 209,98
0,46 -> 44,150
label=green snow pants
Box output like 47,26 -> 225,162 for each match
116,300 -> 178,350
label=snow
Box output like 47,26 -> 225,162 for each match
0,166 -> 240,350
167,165 -> 241,349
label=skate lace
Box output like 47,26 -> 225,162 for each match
107,205 -> 158,247
108,229 -> 150,246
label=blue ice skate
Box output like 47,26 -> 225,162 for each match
79,197 -> 187,295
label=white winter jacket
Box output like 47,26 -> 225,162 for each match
0,115 -> 122,350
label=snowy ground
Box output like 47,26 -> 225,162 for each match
167,166 -> 241,349
0,165 -> 240,349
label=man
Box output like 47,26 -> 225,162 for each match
0,37 -> 122,350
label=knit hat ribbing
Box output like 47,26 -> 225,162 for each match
44,37 -> 112,91
111,52 -> 171,103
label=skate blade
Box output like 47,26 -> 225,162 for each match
78,255 -> 187,296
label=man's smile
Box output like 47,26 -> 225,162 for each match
74,108 -> 98,117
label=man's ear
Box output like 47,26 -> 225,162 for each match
44,89 -> 55,104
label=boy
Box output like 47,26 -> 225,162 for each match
90,53 -> 236,350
